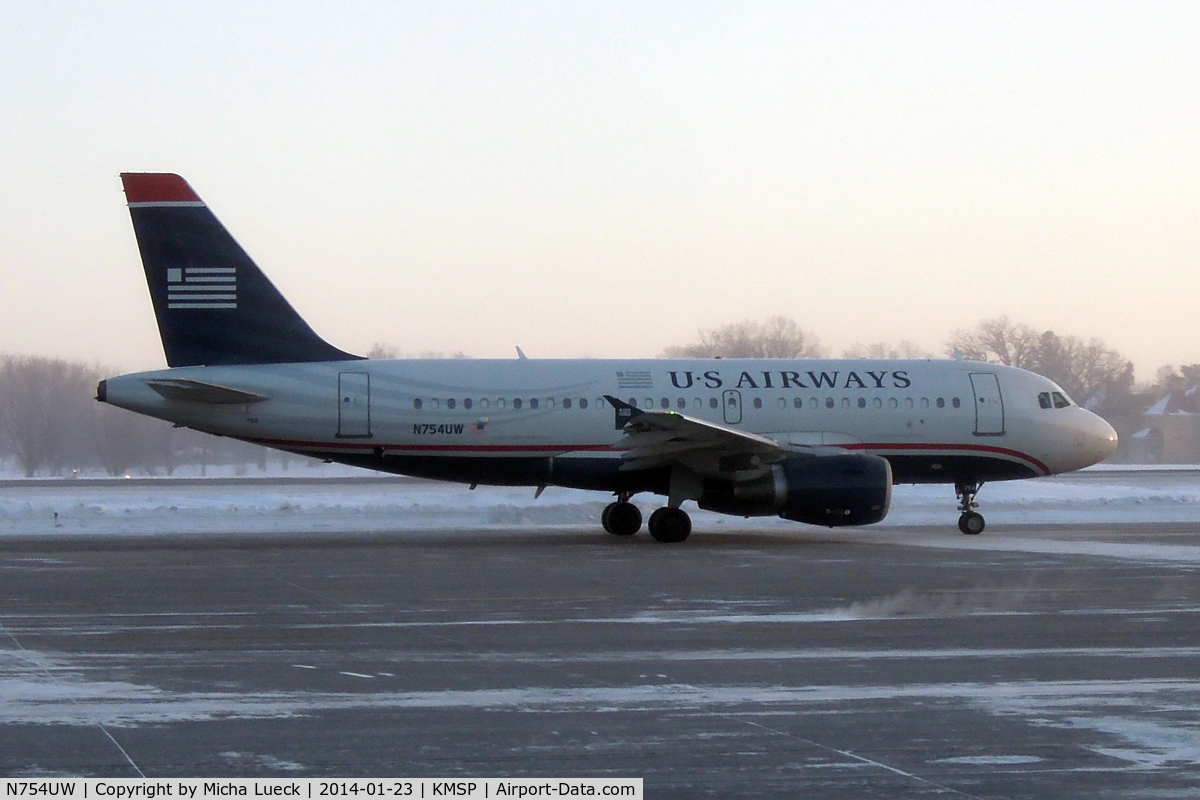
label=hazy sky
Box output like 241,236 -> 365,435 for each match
1,2 -> 1197,378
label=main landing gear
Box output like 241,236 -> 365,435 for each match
956,482 -> 985,535
601,495 -> 692,543
601,497 -> 642,536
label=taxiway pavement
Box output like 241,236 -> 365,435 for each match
3,520 -> 1200,798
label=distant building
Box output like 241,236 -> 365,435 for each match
1136,386 -> 1200,463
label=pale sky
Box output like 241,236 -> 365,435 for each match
1,2 -> 1197,378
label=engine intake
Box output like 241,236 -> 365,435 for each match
698,453 -> 892,527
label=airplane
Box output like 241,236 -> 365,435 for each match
97,173 -> 1119,542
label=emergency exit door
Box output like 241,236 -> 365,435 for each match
722,390 -> 743,425
337,372 -> 371,438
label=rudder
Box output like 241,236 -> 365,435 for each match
121,173 -> 361,367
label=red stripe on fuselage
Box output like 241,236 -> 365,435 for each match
241,436 -> 1050,474
841,442 -> 1050,476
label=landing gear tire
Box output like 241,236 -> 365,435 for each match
955,481 -> 985,536
603,502 -> 642,536
648,507 -> 692,543
958,511 -> 985,536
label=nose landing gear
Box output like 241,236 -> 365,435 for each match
956,482 -> 985,535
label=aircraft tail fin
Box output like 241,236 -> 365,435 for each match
120,173 -> 361,367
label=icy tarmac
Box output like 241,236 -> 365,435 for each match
2,468 -> 1200,797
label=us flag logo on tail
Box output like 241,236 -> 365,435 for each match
167,266 -> 237,309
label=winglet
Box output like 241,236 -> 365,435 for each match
604,395 -> 644,430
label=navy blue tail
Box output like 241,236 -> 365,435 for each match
121,173 -> 361,367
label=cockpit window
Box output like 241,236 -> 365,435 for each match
1039,390 -> 1074,409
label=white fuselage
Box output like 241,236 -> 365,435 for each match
101,357 -> 1118,491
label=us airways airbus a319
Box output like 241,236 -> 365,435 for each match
97,173 -> 1119,542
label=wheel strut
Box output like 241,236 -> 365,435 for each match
955,482 -> 986,535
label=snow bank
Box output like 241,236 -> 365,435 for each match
0,468 -> 1198,537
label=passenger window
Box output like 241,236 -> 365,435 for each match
546,398 -> 554,409
513,398 -> 522,410
447,398 -> 456,410
889,398 -> 898,409
778,397 -> 787,409
580,398 -> 589,409
920,398 -> 929,408
497,398 -> 506,409
660,398 -> 670,409
794,397 -> 803,409
693,398 -> 702,409
841,398 -> 851,409
464,398 -> 472,410
413,398 -> 423,410
644,398 -> 653,409
1038,392 -> 1052,409
709,397 -> 719,409
951,397 -> 960,409
628,398 -> 637,408
563,398 -> 572,409
480,398 -> 489,409
857,397 -> 866,409
1052,391 -> 1071,409
677,398 -> 686,410
825,397 -> 834,409
873,397 -> 882,409
936,397 -> 945,409
753,397 -> 763,409
530,398 -> 539,410
809,397 -> 818,409
905,398 -> 914,408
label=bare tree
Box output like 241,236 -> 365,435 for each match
1032,331 -> 1133,406
946,316 -> 1042,368
842,340 -> 933,359
0,355 -> 101,476
946,320 -> 1133,407
366,342 -> 402,359
367,343 -> 468,359
663,316 -> 826,359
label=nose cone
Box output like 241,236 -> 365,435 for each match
1080,411 -> 1119,467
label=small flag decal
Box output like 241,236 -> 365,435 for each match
167,266 -> 236,309
616,370 -> 653,389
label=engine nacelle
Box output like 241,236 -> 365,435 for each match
697,453 -> 892,527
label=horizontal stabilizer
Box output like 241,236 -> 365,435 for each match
144,378 -> 269,405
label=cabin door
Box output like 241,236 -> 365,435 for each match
337,372 -> 371,438
969,373 -> 1005,436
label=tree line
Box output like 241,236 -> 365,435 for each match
0,355 -> 297,477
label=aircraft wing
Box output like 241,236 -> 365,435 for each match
604,395 -> 808,475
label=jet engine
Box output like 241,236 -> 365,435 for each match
698,453 -> 892,527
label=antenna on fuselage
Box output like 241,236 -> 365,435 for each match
516,346 -> 528,359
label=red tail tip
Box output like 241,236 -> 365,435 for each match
120,173 -> 201,204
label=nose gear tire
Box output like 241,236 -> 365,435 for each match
958,511 -> 985,535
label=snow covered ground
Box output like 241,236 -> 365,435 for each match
0,464 -> 1198,537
